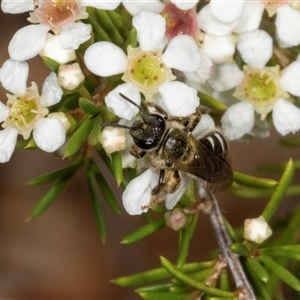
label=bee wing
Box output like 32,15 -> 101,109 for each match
178,131 -> 233,192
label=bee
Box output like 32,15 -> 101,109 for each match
102,93 -> 233,209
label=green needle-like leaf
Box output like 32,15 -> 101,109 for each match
94,9 -> 124,46
197,91 -> 227,111
85,7 -> 112,42
160,256 -> 235,298
89,161 -> 121,215
111,151 -> 123,186
137,291 -> 190,300
280,137 -> 300,147
113,261 -> 215,287
176,213 -> 198,268
87,166 -> 106,242
63,118 -> 95,158
88,115 -> 102,146
245,258 -> 271,300
260,256 -> 300,291
27,173 -> 74,220
260,245 -> 300,261
121,218 -> 165,244
262,159 -> 294,222
233,172 -> 278,188
41,56 -> 60,72
230,184 -> 300,199
220,270 -> 231,292
259,160 -> 300,173
27,159 -> 83,186
246,257 -> 269,283
230,243 -> 249,256
79,97 -> 99,115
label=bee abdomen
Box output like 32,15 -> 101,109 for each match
200,131 -> 228,157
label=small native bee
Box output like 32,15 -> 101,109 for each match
102,93 -> 233,209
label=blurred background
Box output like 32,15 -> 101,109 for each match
0,8 -> 299,299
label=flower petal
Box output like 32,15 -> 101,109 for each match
221,101 -> 255,140
133,10 -> 166,51
201,33 -> 237,64
0,101 -> 9,123
8,24 -> 50,61
165,175 -> 190,210
40,33 -> 76,64
33,117 -> 66,152
197,5 -> 239,36
123,0 -> 164,15
171,0 -> 198,10
0,59 -> 28,94
192,114 -> 215,138
81,0 -> 121,10
60,22 -> 91,50
280,61 -> 300,96
273,99 -> 300,135
84,42 -> 127,77
237,30 -> 273,69
234,1 -> 265,33
184,50 -> 213,84
0,127 -> 18,163
1,0 -> 33,13
105,82 -> 141,120
163,35 -> 202,72
40,72 -> 63,107
158,81 -> 199,116
208,61 -> 244,92
210,0 -> 245,23
276,4 -> 300,47
122,169 -> 158,215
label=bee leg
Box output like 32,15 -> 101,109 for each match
184,109 -> 202,132
129,144 -> 146,159
142,170 -> 182,210
168,110 -> 201,132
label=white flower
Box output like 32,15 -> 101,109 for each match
99,127 -> 127,154
57,63 -> 84,90
39,33 -> 76,64
221,30 -> 300,139
122,0 -> 198,16
244,215 -> 272,244
198,1 -> 264,36
259,1 -> 300,47
2,0 -> 121,61
194,0 -> 264,64
84,10 -> 201,116
0,59 -> 66,162
122,168 -> 190,215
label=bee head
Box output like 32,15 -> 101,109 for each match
130,114 -> 165,150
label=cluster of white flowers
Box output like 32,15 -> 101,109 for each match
1,0 -> 300,220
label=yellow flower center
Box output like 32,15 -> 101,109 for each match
2,83 -> 49,139
122,47 -> 175,96
233,65 -> 289,119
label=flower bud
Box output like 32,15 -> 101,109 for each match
57,63 -> 84,91
99,127 -> 127,154
164,208 -> 187,231
243,215 -> 272,244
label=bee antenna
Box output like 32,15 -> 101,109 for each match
119,93 -> 147,120
101,123 -> 131,130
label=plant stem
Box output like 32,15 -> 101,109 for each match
206,193 -> 256,300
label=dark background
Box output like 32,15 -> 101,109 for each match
0,8 -> 299,299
